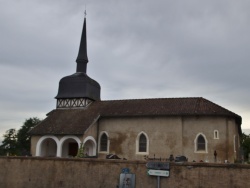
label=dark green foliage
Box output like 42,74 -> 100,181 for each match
241,133 -> 250,160
17,117 -> 41,155
0,117 -> 42,156
0,128 -> 18,155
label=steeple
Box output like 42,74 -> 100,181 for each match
76,13 -> 88,73
55,14 -> 101,108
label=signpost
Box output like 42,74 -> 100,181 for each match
146,162 -> 169,170
147,169 -> 169,177
146,162 -> 170,188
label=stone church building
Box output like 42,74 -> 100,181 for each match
29,16 -> 242,163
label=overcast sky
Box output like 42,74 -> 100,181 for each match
0,0 -> 250,140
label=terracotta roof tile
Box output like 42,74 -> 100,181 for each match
29,97 -> 241,135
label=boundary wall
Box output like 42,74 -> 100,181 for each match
0,157 -> 249,188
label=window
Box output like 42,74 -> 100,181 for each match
100,133 -> 108,152
194,133 -> 207,153
197,135 -> 205,151
136,132 -> 149,154
139,134 -> 147,152
214,130 -> 219,139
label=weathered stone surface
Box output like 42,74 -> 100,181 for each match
0,157 -> 249,188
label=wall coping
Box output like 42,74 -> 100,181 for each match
1,156 -> 249,169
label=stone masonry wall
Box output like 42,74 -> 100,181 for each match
0,157 -> 249,188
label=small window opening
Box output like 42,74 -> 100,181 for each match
100,134 -> 108,152
214,130 -> 219,139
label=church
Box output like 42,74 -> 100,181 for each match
29,16 -> 242,163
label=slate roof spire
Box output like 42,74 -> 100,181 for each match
55,12 -> 101,104
76,11 -> 88,73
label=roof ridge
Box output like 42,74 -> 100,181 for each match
101,97 -> 203,102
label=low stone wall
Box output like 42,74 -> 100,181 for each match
0,157 -> 249,188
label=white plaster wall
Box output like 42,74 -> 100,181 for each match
98,116 -> 183,160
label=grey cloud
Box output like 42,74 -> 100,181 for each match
1,0 -> 250,139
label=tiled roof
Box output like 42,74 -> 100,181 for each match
29,97 -> 241,135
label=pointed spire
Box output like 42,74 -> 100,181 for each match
76,11 -> 88,73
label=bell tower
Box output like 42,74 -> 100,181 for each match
55,14 -> 101,108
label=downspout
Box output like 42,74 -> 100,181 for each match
96,115 -> 100,158
226,118 -> 229,160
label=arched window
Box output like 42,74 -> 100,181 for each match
194,133 -> 207,153
139,134 -> 147,152
197,135 -> 205,151
100,133 -> 108,152
136,132 -> 149,154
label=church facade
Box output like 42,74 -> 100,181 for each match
29,16 -> 242,163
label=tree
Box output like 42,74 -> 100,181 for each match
241,133 -> 250,161
0,117 -> 42,156
17,117 -> 42,155
0,128 -> 18,156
